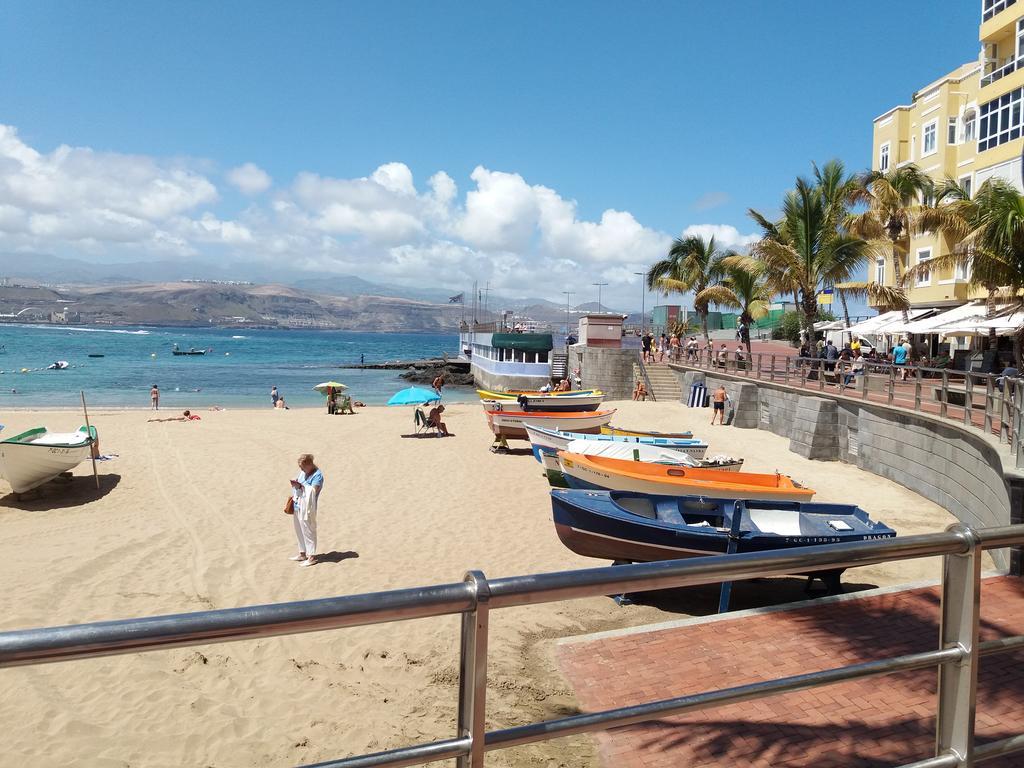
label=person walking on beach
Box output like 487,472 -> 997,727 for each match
289,453 -> 323,567
432,373 -> 445,397
150,384 -> 159,410
271,386 -> 280,408
711,384 -> 728,425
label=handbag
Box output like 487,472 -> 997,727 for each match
284,495 -> 295,515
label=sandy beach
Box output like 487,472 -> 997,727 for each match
0,400 -> 991,767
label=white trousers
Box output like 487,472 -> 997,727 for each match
293,508 -> 317,556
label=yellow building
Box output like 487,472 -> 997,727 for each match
870,0 -> 1024,310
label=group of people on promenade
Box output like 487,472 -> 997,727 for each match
641,331 -> 704,364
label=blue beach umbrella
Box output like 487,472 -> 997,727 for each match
387,386 -> 441,406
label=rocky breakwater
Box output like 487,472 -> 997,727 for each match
341,357 -> 474,386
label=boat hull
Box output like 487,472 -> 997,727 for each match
525,424 -> 707,462
557,453 -> 813,502
480,394 -> 603,413
0,427 -> 96,493
486,409 -> 616,440
551,489 -> 896,564
602,425 -> 694,439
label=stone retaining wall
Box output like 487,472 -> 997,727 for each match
673,365 -> 1023,572
581,347 -> 637,401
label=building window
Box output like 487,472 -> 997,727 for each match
964,110 -> 976,141
979,86 -> 1024,151
984,0 -> 1018,22
879,142 -> 890,171
960,174 -> 973,199
948,117 -> 958,145
875,258 -> 885,285
923,121 -> 938,155
955,258 -> 969,281
916,248 -> 932,287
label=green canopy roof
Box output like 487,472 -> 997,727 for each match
491,333 -> 553,352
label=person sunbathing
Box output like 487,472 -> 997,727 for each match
148,410 -> 201,423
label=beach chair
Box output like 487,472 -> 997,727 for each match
414,408 -> 439,436
337,394 -> 355,414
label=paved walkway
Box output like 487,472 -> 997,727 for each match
557,576 -> 1024,767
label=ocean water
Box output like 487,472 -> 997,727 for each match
0,325 -> 465,409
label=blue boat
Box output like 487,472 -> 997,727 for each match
550,489 -> 896,591
525,423 -> 707,463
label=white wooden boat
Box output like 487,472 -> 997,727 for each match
486,409 -> 616,440
480,393 -> 604,413
540,439 -> 740,487
0,426 -> 97,493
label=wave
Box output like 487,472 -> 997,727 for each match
42,325 -> 151,335
230,335 -> 247,339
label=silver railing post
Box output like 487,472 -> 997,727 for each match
935,525 -> 981,766
985,376 -> 994,437
769,354 -> 775,382
887,366 -> 895,406
915,367 -> 923,412
941,370 -> 950,419
457,570 -> 491,768
861,363 -> 869,399
964,374 -> 974,427
1015,381 -> 1024,468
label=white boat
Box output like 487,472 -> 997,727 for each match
0,426 -> 97,494
525,423 -> 708,461
480,393 -> 604,413
540,439 -> 741,486
486,409 -> 616,440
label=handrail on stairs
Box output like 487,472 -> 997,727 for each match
636,351 -> 657,402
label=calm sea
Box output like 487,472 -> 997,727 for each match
0,325 -> 466,409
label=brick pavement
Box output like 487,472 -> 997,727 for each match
556,577 -> 1024,767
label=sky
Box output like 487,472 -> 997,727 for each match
0,0 -> 981,312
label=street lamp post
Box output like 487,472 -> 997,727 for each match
633,271 -> 646,334
561,290 -> 575,341
592,282 -> 608,314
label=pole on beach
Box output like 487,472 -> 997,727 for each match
80,390 -> 100,490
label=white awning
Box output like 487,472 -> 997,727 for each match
845,309 -> 935,336
898,301 -> 994,335
940,310 -> 1024,337
814,320 -> 847,331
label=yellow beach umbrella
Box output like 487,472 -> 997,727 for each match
312,381 -> 348,394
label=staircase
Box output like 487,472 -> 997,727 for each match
551,352 -> 569,380
635,359 -> 683,402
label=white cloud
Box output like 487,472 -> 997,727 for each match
0,122 -> 765,308
226,162 -> 272,195
681,223 -> 759,251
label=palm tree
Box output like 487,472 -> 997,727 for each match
749,162 -> 874,342
847,165 -> 934,322
647,234 -> 728,350
711,256 -> 774,358
908,177 -> 1024,364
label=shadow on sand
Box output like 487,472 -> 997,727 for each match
0,472 -> 121,511
316,550 -> 359,564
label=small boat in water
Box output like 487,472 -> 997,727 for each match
46,360 -> 69,370
540,439 -> 741,487
602,424 -> 694,439
525,424 -> 707,463
0,426 -> 97,493
172,344 -> 208,356
87,354 -> 105,358
481,393 -> 603,413
487,409 -> 616,440
550,489 -> 896,585
557,452 -> 814,501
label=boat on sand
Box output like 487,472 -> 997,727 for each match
550,488 -> 895,588
0,426 -> 98,494
557,452 -> 813,501
525,424 -> 707,462
601,424 -> 693,439
540,439 -> 741,487
480,393 -> 603,413
486,409 -> 615,440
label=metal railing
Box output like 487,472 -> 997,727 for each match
1,525 -> 1024,766
684,348 -> 1024,467
635,349 -> 657,402
982,53 -> 1022,87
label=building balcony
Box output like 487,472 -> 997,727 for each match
982,52 -> 1024,86
981,0 -> 1019,41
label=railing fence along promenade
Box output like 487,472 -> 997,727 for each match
2,526 -> 1024,766
681,348 -> 1024,469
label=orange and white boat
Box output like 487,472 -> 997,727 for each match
556,452 -> 814,502
486,409 -> 616,440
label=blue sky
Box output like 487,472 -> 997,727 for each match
0,1 -> 981,310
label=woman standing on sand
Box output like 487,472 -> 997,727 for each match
290,454 -> 323,567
